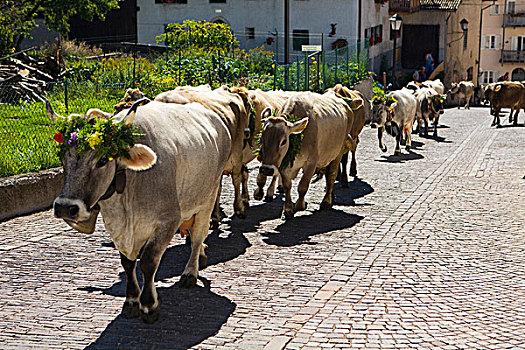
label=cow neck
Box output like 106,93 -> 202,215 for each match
99,166 -> 126,202
387,108 -> 395,121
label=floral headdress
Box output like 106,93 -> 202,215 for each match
372,94 -> 397,106
54,115 -> 144,161
431,94 -> 446,104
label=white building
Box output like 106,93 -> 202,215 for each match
137,0 -> 393,71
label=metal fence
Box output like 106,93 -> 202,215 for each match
0,44 -> 369,178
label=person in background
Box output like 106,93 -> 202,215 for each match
425,51 -> 434,76
419,66 -> 427,83
413,67 -> 422,82
497,72 -> 509,82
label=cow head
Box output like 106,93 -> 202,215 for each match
46,100 -> 157,233
448,83 -> 459,95
429,94 -> 446,115
258,116 -> 308,176
370,97 -> 397,129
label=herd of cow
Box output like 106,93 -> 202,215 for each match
44,76 -> 524,323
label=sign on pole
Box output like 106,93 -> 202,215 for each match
302,45 -> 322,52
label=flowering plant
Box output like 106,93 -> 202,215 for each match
372,94 -> 397,106
431,94 -> 445,104
54,115 -> 144,160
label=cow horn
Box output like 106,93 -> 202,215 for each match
123,97 -> 151,125
45,100 -> 64,121
86,108 -> 112,120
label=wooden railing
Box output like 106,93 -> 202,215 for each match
389,0 -> 421,13
504,13 -> 525,27
501,50 -> 525,63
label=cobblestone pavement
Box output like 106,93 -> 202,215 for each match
1,107 -> 524,349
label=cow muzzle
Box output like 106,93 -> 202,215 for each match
370,122 -> 378,129
439,110 -> 444,114
259,165 -> 277,176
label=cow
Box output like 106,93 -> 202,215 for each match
326,84 -> 367,186
47,99 -> 231,323
414,87 -> 445,137
258,91 -> 362,219
154,86 -> 252,226
248,89 -> 295,202
448,81 -> 475,109
489,81 -> 525,127
421,79 -> 445,95
370,88 -> 418,155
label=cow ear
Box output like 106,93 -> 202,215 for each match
387,102 -> 397,111
119,144 -> 157,171
46,100 -> 64,121
261,107 -> 272,119
86,108 -> 112,120
290,118 -> 308,134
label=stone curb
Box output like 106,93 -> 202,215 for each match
0,167 -> 64,222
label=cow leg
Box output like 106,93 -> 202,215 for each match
394,134 -> 402,156
321,153 -> 344,210
378,127 -> 387,153
513,107 -> 520,126
120,253 -> 141,319
494,109 -> 501,127
264,175 -> 278,202
253,172 -> 267,201
241,165 -> 250,208
339,152 -> 349,188
180,207 -> 212,288
210,181 -> 222,229
295,163 -> 316,212
231,168 -> 246,219
349,150 -> 358,178
423,114 -> 429,136
139,224 -> 177,324
405,125 -> 413,152
281,173 -> 295,219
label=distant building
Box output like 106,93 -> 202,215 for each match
137,0 -> 393,72
479,0 -> 525,83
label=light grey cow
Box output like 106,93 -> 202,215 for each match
48,100 -> 231,323
414,87 -> 445,137
370,88 -> 417,155
448,81 -> 475,109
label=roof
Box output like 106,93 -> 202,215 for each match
420,0 -> 462,11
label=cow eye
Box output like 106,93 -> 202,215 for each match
96,158 -> 109,168
280,138 -> 287,146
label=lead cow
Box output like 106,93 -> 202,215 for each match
48,99 -> 231,323
258,91 -> 362,219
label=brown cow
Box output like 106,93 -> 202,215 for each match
326,84 -> 367,186
154,86 -> 252,225
258,91 -> 362,219
489,82 -> 525,126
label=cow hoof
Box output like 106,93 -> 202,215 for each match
320,201 -> 332,211
235,212 -> 246,219
349,169 -> 357,178
277,185 -> 284,194
380,146 -> 387,153
283,210 -> 294,220
253,189 -> 263,201
405,145 -> 411,152
341,180 -> 349,188
295,201 -> 308,212
121,301 -> 140,319
140,306 -> 160,324
179,274 -> 197,288
199,255 -> 207,270
400,139 -> 406,146
264,195 -> 273,202
394,150 -> 402,156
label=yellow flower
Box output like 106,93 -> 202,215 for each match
88,132 -> 103,149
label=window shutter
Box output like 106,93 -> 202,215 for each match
495,35 -> 501,49
510,37 -> 518,51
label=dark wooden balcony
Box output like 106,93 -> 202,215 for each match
501,50 -> 525,63
504,13 -> 525,27
389,0 -> 421,13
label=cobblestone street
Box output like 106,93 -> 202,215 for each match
1,107 -> 524,349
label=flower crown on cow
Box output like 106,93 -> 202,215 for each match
431,94 -> 446,104
372,94 -> 397,106
54,115 -> 144,160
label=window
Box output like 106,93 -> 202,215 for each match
511,36 -> 525,51
482,71 -> 498,84
490,4 -> 500,15
507,1 -> 516,14
246,27 -> 255,40
483,35 -> 500,49
155,0 -> 187,3
293,29 -> 309,51
210,0 -> 226,3
375,25 -> 383,45
365,25 -> 383,46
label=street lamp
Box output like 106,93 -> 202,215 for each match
389,14 -> 403,88
460,19 -> 469,50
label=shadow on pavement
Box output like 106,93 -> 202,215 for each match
85,277 -> 235,350
418,133 -> 452,143
409,140 -> 425,150
495,124 -> 525,129
334,177 -> 374,206
262,209 -> 363,247
377,150 -> 424,164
